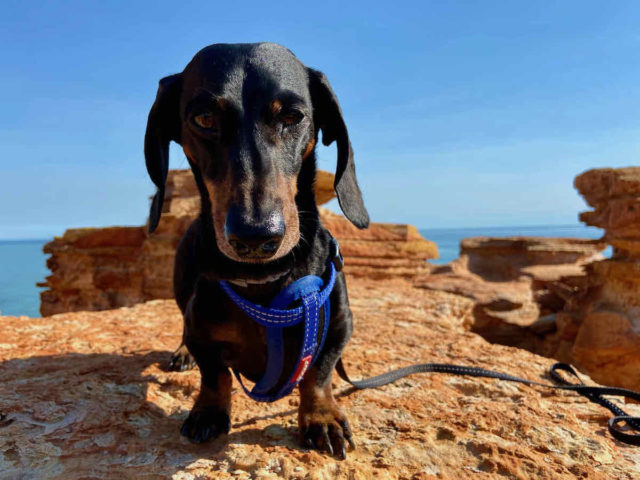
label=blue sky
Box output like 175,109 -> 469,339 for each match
1,1 -> 639,239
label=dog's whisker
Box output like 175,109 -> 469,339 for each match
298,232 -> 311,249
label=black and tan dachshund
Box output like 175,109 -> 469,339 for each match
144,42 -> 369,459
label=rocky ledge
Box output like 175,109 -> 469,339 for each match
550,167 -> 640,391
39,169 -> 437,316
2,277 -> 638,479
418,236 -> 605,350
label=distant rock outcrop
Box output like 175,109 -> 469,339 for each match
39,170 -> 437,316
546,167 -> 640,390
417,167 -> 640,392
418,236 -> 605,349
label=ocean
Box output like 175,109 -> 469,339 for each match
0,239 -> 50,318
0,224 -> 605,318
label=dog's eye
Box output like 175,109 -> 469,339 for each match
193,112 -> 217,130
280,111 -> 303,127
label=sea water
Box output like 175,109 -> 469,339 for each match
0,240 -> 49,317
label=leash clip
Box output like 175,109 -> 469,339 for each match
330,237 -> 344,272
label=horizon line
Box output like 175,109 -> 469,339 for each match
0,222 -> 602,243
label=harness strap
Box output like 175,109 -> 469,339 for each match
336,359 -> 640,446
219,262 -> 336,403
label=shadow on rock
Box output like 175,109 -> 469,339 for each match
0,350 -> 312,478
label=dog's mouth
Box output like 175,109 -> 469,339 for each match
216,235 -> 298,264
226,269 -> 291,287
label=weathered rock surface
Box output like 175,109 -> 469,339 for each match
320,209 -> 437,279
40,169 -> 437,316
544,167 -> 640,390
3,278 -> 638,479
417,237 -> 605,350
416,168 -> 640,393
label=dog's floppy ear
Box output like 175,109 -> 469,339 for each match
308,68 -> 369,229
144,73 -> 182,233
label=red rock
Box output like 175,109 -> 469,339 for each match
320,208 -> 437,279
546,167 -> 640,390
460,236 -> 605,281
2,279 -> 638,478
40,170 -> 437,315
417,237 -> 604,351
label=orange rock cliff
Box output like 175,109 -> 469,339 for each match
549,167 -> 640,390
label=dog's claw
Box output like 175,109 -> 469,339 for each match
338,446 -> 347,460
300,411 -> 353,459
168,346 -> 196,372
339,418 -> 356,451
321,427 -> 333,455
181,409 -> 230,444
347,436 -> 356,450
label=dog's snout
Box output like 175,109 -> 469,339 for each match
224,206 -> 285,259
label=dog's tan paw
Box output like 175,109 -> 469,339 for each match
168,344 -> 196,372
299,406 -> 355,459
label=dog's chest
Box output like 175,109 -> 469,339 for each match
212,298 -> 305,384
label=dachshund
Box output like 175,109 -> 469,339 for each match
144,42 -> 369,459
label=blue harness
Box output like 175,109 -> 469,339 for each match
218,253 -> 338,403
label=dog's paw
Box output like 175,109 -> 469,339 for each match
168,345 -> 196,372
299,406 -> 355,460
180,408 -> 230,444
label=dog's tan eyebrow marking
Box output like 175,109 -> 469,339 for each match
272,91 -> 307,108
185,92 -> 229,115
270,99 -> 282,115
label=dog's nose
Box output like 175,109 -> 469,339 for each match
224,206 -> 285,259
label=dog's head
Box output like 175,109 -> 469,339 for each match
144,43 -> 368,263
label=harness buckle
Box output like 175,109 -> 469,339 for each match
330,237 -> 344,272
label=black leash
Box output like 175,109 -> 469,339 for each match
335,358 -> 640,446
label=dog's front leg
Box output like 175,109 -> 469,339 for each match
298,365 -> 354,459
180,339 -> 232,443
298,291 -> 355,459
180,297 -> 232,443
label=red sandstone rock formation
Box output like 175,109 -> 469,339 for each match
320,209 -> 437,279
3,279 -> 638,478
418,236 -> 605,349
39,227 -> 148,314
40,170 -> 437,316
416,167 -> 640,392
547,167 -> 640,390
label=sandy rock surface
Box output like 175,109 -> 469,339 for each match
2,278 -> 639,479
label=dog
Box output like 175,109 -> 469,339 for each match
144,42 -> 369,459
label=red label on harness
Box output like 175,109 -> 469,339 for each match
291,355 -> 312,384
